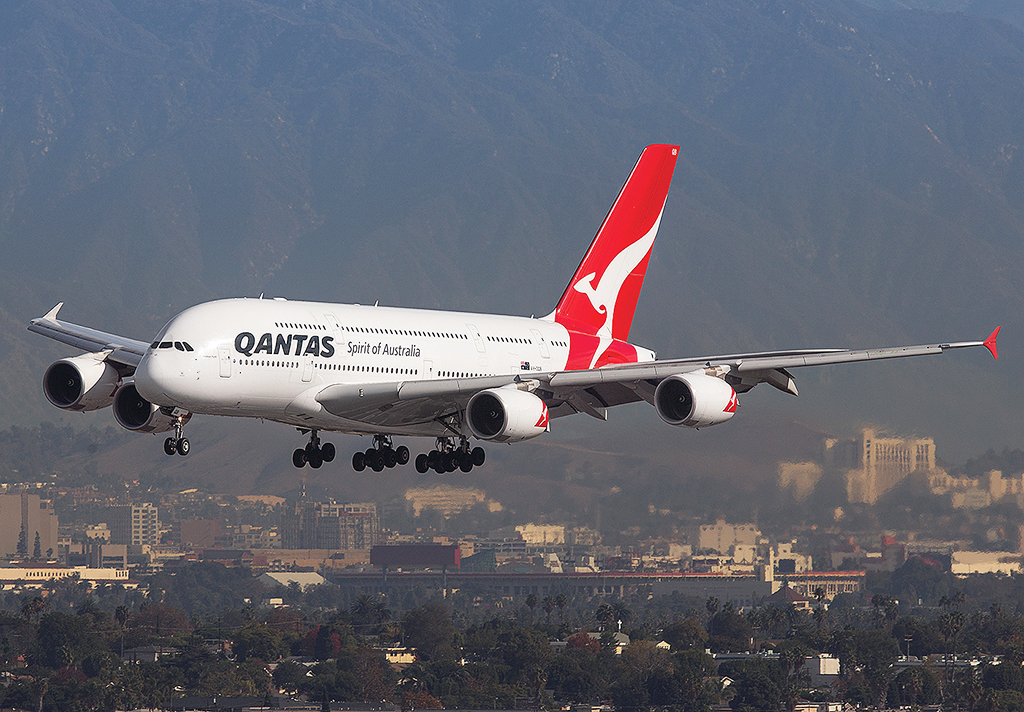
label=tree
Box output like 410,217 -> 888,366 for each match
542,596 -> 555,624
16,526 -> 26,558
707,609 -> 753,653
717,658 -> 786,712
662,616 -> 709,652
233,622 -> 285,662
32,531 -> 41,561
555,593 -> 567,622
403,601 -> 457,662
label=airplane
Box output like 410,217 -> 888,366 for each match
29,144 -> 1000,475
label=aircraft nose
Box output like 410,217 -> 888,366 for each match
134,352 -> 173,404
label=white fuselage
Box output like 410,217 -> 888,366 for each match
134,298 -> 653,436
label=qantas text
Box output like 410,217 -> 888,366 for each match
235,332 -> 335,358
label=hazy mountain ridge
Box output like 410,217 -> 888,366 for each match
0,0 -> 1019,467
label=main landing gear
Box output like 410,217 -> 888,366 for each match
163,415 -> 191,457
293,430 -> 336,469
414,437 -> 485,474
352,435 -> 410,473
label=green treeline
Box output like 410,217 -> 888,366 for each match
2,562 -> 1024,710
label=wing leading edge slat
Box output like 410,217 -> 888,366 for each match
28,304 -> 148,372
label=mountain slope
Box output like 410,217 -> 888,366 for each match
0,0 -> 1019,467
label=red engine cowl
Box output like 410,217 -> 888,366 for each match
654,373 -> 737,428
113,383 -> 183,433
43,356 -> 120,412
467,388 -> 550,443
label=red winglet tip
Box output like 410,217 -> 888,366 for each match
984,326 -> 1000,360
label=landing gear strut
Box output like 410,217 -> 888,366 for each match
415,437 -> 485,474
352,435 -> 409,473
163,416 -> 191,457
293,430 -> 336,469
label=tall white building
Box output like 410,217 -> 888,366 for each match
827,428 -> 936,505
110,504 -> 160,547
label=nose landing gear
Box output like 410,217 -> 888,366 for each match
351,435 -> 409,472
163,415 -> 192,456
292,430 -> 336,469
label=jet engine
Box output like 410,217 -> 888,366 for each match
43,355 -> 120,411
654,372 -> 737,428
113,383 -> 182,433
467,388 -> 549,443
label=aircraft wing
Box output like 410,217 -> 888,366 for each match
27,303 -> 148,374
316,328 -> 1000,426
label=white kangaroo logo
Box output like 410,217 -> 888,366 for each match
572,210 -> 663,368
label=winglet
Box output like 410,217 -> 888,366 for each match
42,303 -> 64,323
984,326 -> 1000,360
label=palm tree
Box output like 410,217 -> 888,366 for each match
596,602 -> 614,630
542,596 -> 555,624
555,593 -> 567,623
610,600 -> 631,631
525,593 -> 538,621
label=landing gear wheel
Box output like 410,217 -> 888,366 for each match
370,451 -> 386,472
164,438 -> 177,456
321,442 -> 336,463
352,451 -> 366,472
383,447 -> 398,468
471,447 -> 486,466
443,452 -> 458,473
459,451 -> 473,473
415,454 -> 429,474
293,448 -> 307,468
308,449 -> 323,469
177,438 -> 190,456
396,445 -> 410,466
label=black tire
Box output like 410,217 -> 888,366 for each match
433,460 -> 446,474
444,452 -> 458,473
383,448 -> 398,468
459,452 -> 473,473
164,438 -> 177,456
415,454 -> 429,473
321,442 -> 336,463
352,451 -> 366,472
396,445 -> 410,465
293,448 -> 307,468
371,452 -> 386,472
177,438 -> 190,456
308,450 -> 323,468
471,447 -> 486,466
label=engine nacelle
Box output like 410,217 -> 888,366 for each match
654,373 -> 737,428
43,356 -> 120,411
113,383 -> 181,433
467,388 -> 549,443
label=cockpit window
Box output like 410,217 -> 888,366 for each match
154,340 -> 193,351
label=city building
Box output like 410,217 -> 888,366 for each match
827,428 -> 936,505
0,565 -> 133,589
689,519 -> 760,554
281,501 -> 379,550
110,504 -> 160,547
0,493 -> 59,560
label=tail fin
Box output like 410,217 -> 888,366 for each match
551,144 -> 679,342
